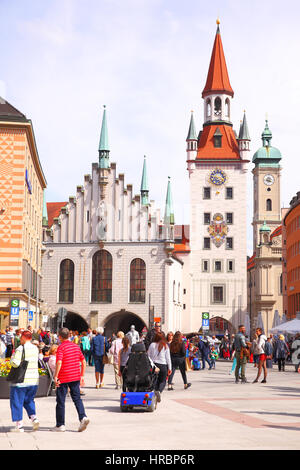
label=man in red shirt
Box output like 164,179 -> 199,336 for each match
52,328 -> 89,432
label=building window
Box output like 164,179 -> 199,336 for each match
226,212 -> 233,224
204,213 -> 211,224
203,187 -> 211,200
214,260 -> 222,272
266,199 -> 272,211
212,285 -> 225,304
226,187 -> 233,199
59,259 -> 74,303
130,258 -> 146,303
226,237 -> 233,249
91,250 -> 112,303
227,260 -> 234,272
206,99 -> 211,117
202,260 -> 209,272
204,238 -> 211,250
214,97 -> 222,117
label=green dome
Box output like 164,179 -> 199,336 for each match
252,119 -> 281,166
260,220 -> 271,232
252,145 -> 282,162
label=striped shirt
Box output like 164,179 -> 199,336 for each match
56,340 -> 84,384
10,342 -> 39,387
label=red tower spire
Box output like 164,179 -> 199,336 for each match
202,23 -> 234,99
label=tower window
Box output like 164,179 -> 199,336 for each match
202,260 -> 209,272
203,187 -> 211,199
225,98 -> 230,118
213,127 -> 222,148
204,213 -> 211,224
226,213 -> 233,224
266,199 -> 272,211
226,187 -> 233,199
206,99 -> 211,117
214,260 -> 222,272
204,238 -> 211,250
214,97 -> 222,117
226,237 -> 233,250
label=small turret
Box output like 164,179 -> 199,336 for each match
140,156 -> 149,206
99,105 -> 110,169
186,111 -> 197,161
238,111 -> 251,154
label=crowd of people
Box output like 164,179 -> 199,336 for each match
1,320 -> 299,433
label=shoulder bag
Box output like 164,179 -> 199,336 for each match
6,345 -> 29,383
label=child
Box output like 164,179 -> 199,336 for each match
48,345 -> 58,374
209,346 -> 218,369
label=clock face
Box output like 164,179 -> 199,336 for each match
264,174 -> 275,186
209,169 -> 227,186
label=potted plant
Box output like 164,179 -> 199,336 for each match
0,359 -> 51,399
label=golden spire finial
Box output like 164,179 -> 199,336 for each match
216,17 -> 220,25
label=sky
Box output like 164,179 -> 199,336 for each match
0,0 -> 299,254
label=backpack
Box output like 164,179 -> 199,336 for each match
43,333 -> 50,346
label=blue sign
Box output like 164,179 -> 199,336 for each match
202,312 -> 210,330
10,306 -> 19,326
28,311 -> 34,321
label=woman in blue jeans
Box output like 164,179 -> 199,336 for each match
167,331 -> 191,391
9,330 -> 40,433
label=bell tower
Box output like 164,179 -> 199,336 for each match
252,119 -> 282,248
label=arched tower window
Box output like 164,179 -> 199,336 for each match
92,250 -> 112,303
59,259 -> 74,303
130,258 -> 146,303
225,98 -> 230,118
266,199 -> 272,211
206,99 -> 211,117
214,97 -> 222,117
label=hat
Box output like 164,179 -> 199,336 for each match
279,334 -> 285,341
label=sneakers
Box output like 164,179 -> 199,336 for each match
52,425 -> 66,432
168,385 -> 174,391
32,419 -> 40,431
184,383 -> 192,390
11,426 -> 24,433
78,417 -> 90,432
261,379 -> 267,383
96,384 -> 100,389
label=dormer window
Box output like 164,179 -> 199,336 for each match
213,127 -> 222,148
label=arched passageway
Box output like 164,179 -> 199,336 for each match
52,311 -> 89,333
208,316 -> 236,337
103,311 -> 146,339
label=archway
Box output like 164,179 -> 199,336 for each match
103,310 -> 146,339
53,311 -> 89,333
208,316 -> 236,337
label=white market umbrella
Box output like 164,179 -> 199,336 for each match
256,312 -> 265,334
281,313 -> 287,324
244,313 -> 251,337
272,310 -> 281,329
270,317 -> 300,335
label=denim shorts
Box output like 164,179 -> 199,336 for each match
94,355 -> 104,373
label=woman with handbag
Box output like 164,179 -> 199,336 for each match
9,330 -> 39,433
109,331 -> 125,390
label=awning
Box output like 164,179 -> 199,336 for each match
0,311 -> 9,316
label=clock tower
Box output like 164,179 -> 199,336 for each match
252,120 -> 282,248
186,21 -> 249,333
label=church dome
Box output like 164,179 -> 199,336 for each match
252,119 -> 281,165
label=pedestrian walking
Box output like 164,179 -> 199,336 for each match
52,327 -> 89,432
167,331 -> 191,390
80,332 -> 91,365
265,337 -> 273,369
109,331 -> 125,390
275,334 -> 289,371
9,330 -> 40,433
253,328 -> 268,383
147,332 -> 172,402
118,336 -> 131,379
90,327 -> 109,389
198,337 -> 212,370
144,321 -> 163,350
234,325 -> 251,383
5,326 -> 14,358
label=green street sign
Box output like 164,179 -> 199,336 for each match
11,299 -> 20,308
202,312 -> 209,320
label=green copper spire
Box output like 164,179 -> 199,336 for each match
238,112 -> 250,140
42,190 -> 48,227
260,220 -> 271,232
140,156 -> 149,206
164,177 -> 175,225
99,105 -> 110,168
186,111 -> 197,141
252,118 -> 281,167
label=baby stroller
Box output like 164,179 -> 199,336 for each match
121,342 -> 157,412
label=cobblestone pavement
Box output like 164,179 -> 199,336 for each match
0,360 -> 300,450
